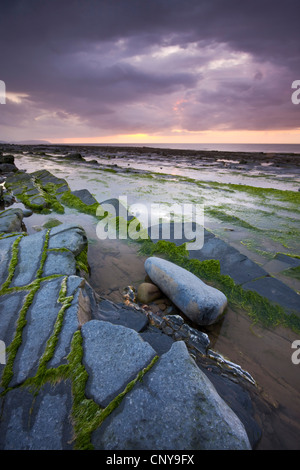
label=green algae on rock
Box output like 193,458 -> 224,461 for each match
137,237 -> 300,333
43,218 -> 63,229
5,171 -> 65,214
59,190 -> 100,217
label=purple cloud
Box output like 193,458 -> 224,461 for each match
0,0 -> 299,141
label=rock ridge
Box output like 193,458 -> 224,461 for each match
0,214 -> 257,450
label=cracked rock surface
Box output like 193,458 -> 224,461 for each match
0,212 -> 254,450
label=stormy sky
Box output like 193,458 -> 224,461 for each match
0,0 -> 299,143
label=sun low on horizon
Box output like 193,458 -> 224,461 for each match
53,129 -> 300,146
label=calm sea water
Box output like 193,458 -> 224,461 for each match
71,143 -> 300,154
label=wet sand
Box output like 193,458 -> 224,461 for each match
87,238 -> 147,303
207,308 -> 300,450
7,142 -> 300,191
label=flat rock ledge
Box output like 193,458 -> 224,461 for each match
0,215 -> 253,450
92,340 -> 250,450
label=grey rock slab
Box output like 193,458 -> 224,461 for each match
242,276 -> 300,314
92,341 -> 251,450
66,274 -> 86,297
0,234 -> 22,285
81,320 -> 157,407
55,184 -> 69,195
0,381 -> 73,450
11,277 -> 64,387
5,172 -> 32,187
145,256 -> 227,326
0,163 -> 18,173
29,195 -> 49,208
22,208 -> 33,217
48,276 -> 93,368
71,189 -> 98,206
189,236 -> 268,285
95,299 -> 148,333
3,193 -> 15,206
0,208 -> 24,233
274,253 -> 300,268
100,198 -> 135,221
225,257 -> 268,285
203,367 -> 262,449
23,187 -> 39,196
46,295 -> 79,369
42,250 -> 76,277
31,169 -> 68,189
140,327 -> 175,356
10,231 -> 46,288
0,291 -> 29,350
48,223 -> 87,256
148,221 -> 208,247
7,186 -> 25,196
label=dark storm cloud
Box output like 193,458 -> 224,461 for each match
0,0 -> 299,139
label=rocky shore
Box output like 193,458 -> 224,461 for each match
0,146 -> 299,450
0,216 -> 257,450
0,150 -> 265,450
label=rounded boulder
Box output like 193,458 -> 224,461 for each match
144,257 -> 227,326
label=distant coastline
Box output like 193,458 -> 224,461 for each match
2,141 -> 300,154
51,142 -> 300,154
